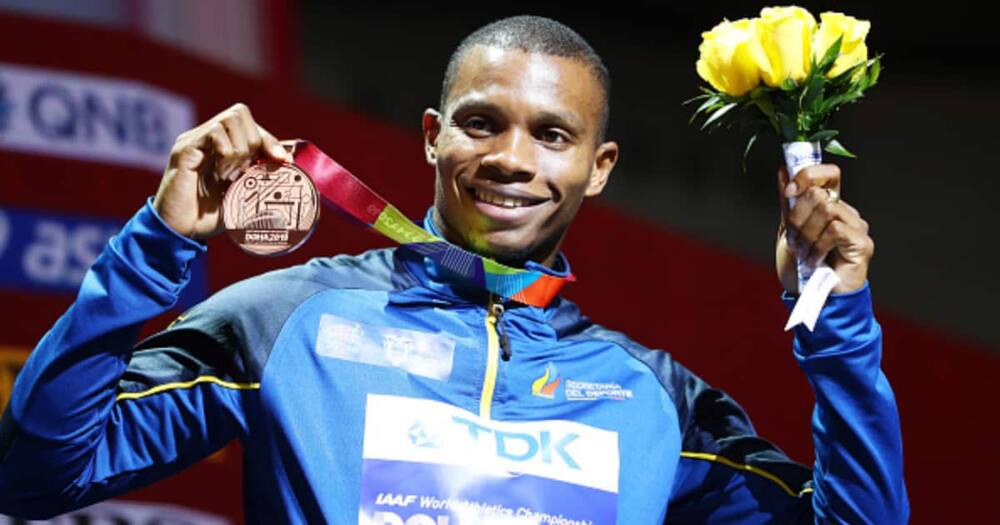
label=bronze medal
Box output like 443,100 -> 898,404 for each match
222,160 -> 320,256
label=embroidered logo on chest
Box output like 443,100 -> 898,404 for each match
531,362 -> 634,402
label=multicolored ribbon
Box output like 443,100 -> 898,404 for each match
290,140 -> 574,307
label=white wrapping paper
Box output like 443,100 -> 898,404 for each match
781,141 -> 842,331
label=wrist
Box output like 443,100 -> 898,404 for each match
831,272 -> 868,294
780,279 -> 877,354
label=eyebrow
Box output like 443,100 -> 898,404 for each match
451,99 -> 584,135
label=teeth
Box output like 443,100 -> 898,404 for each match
475,189 -> 529,208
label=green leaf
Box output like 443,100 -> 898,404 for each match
818,90 -> 863,114
798,112 -> 808,132
778,113 -> 798,142
742,133 -> 759,173
825,138 -> 856,158
800,72 -> 825,111
681,93 -> 713,106
780,78 -> 797,92
829,60 -> 868,87
689,95 -> 721,124
749,89 -> 779,134
817,34 -> 844,74
866,56 -> 882,88
695,95 -> 721,114
699,101 -> 727,118
808,129 -> 839,142
701,102 -> 738,130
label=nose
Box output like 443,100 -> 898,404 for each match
480,126 -> 535,180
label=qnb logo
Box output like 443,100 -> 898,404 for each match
450,416 -> 580,470
28,82 -> 171,153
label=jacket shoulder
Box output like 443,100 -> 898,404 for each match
127,247 -> 414,385
564,314 -> 689,411
556,305 -> 741,448
178,246 -> 410,318
556,302 -> 813,515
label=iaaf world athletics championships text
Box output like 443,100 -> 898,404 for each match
372,494 -> 596,525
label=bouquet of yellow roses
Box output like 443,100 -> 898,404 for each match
687,5 -> 881,164
685,5 -> 882,331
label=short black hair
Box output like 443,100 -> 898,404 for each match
439,14 -> 611,145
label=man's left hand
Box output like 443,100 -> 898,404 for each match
775,164 -> 874,295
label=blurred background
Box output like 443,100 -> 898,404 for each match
0,0 -> 995,522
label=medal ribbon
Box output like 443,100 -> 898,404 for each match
289,139 -> 574,307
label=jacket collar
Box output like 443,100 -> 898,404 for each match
389,206 -> 573,319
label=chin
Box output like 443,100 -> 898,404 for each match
467,232 -> 536,265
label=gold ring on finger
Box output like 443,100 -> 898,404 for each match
825,188 -> 840,204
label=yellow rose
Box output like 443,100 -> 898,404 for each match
756,5 -> 817,87
695,18 -> 770,96
813,11 -> 870,81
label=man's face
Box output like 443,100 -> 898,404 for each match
423,45 -> 618,267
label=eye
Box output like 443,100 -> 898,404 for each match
541,129 -> 569,144
462,116 -> 493,135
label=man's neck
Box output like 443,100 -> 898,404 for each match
430,208 -> 562,271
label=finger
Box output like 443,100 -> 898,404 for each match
787,185 -> 828,250
237,106 -> 264,156
259,125 -> 292,162
797,187 -> 837,241
172,143 -> 205,172
223,113 -> 255,177
207,122 -> 239,181
805,219 -> 868,267
787,163 -> 841,198
221,114 -> 250,161
793,191 -> 865,259
805,219 -> 846,267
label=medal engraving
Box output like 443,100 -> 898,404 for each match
222,160 -> 319,256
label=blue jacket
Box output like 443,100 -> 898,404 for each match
0,197 -> 909,524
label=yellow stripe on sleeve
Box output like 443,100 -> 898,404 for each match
679,451 -> 814,498
115,375 -> 260,401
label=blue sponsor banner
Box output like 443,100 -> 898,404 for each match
0,204 -> 207,308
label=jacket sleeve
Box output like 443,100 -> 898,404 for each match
0,197 -> 252,520
665,280 -> 909,524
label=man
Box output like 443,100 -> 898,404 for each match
0,14 -> 907,524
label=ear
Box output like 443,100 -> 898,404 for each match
423,108 -> 442,166
584,140 -> 619,197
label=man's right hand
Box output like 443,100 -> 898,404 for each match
153,103 -> 292,240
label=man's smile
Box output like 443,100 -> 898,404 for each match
472,188 -> 537,208
465,183 -> 549,223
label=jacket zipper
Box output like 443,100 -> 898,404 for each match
480,293 -> 511,420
